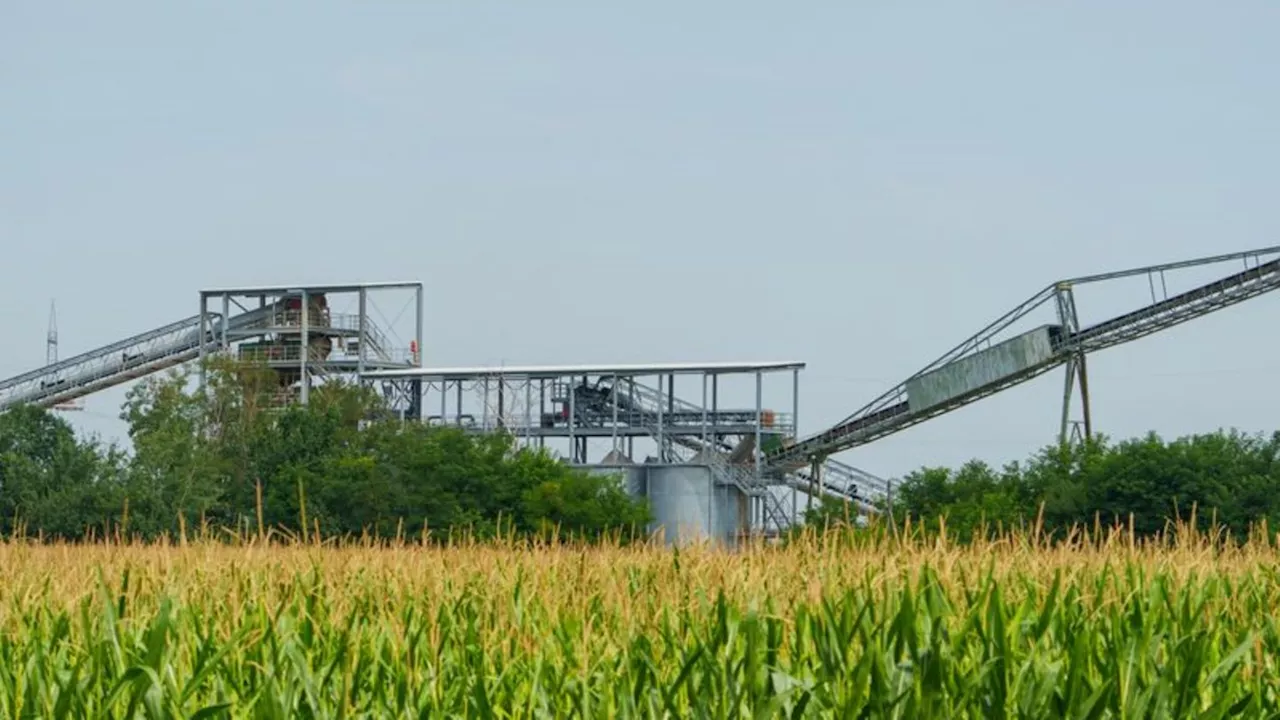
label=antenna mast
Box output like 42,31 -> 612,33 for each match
46,300 -> 58,365
46,300 -> 83,412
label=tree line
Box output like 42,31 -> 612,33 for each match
0,359 -> 651,542
802,427 -> 1280,541
3,356 -> 1278,543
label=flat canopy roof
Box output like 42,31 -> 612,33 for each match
361,360 -> 806,381
200,281 -> 421,296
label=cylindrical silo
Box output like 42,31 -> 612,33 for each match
645,464 -> 747,546
710,480 -> 750,542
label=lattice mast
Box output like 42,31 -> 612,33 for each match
45,301 -> 83,412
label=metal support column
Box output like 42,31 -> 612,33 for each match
701,373 -> 708,450
1055,284 -> 1093,445
525,379 -> 533,446
482,378 -> 490,430
415,284 -> 424,368
456,381 -> 463,426
568,376 -> 577,462
815,459 -> 824,508
1060,356 -> 1077,444
749,369 -> 769,533
627,379 -> 635,459
667,373 -> 675,417
711,375 -> 718,422
197,293 -> 207,389
754,371 -> 762,480
300,290 -> 309,405
1076,355 -> 1093,439
655,375 -> 665,462
357,288 -> 367,377
611,374 -> 619,452
497,377 -> 505,430
792,368 -> 799,441
807,459 -> 817,514
1060,355 -> 1094,446
220,294 -> 229,349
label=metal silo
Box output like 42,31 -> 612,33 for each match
644,463 -> 747,546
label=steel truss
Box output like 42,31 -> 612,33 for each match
767,246 -> 1280,471
0,282 -> 424,413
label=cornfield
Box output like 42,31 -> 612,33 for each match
3,520 -> 1280,717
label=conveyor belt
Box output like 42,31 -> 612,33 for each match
1072,257 -> 1280,351
0,304 -> 280,411
766,247 -> 1280,469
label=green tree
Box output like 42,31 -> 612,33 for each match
119,367 -> 227,536
890,459 -> 1032,538
122,357 -> 652,542
890,428 -> 1280,543
0,404 -> 123,538
520,466 -> 653,541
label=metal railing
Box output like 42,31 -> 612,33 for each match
709,454 -> 794,534
237,345 -> 331,364
608,377 -> 707,415
0,304 -> 281,411
234,311 -> 400,360
236,344 -> 415,366
414,410 -> 773,434
784,457 -> 891,511
585,378 -> 796,433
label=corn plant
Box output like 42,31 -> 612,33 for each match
1,521 -> 1279,716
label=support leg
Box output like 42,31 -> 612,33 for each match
1059,355 -> 1078,445
300,290 -> 309,406
1060,352 -> 1094,446
816,459 -> 823,504
1077,353 -> 1093,440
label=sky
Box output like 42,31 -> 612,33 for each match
3,1 -> 1278,481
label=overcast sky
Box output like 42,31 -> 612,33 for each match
3,1 -> 1278,480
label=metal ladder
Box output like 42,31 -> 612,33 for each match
706,452 -> 794,535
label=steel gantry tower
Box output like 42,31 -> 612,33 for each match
0,282 -> 424,413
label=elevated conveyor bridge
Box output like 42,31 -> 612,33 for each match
0,307 -> 277,412
0,282 -> 423,413
766,246 -> 1280,473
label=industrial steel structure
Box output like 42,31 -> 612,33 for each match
197,282 -> 424,406
764,245 -> 1280,478
366,361 -> 802,464
0,282 -> 424,413
362,361 -> 884,535
1,246 -> 1278,541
